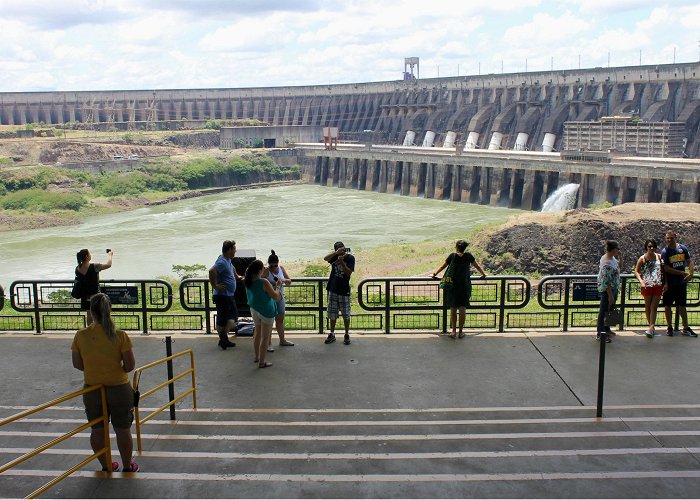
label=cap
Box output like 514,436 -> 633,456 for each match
334,241 -> 345,250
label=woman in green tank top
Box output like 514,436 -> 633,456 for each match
245,260 -> 281,368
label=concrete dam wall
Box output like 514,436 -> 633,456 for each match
2,62 -> 700,157
298,148 -> 700,211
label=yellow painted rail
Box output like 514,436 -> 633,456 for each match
132,349 -> 197,453
0,384 -> 111,499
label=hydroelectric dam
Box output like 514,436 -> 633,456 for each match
2,62 -> 700,210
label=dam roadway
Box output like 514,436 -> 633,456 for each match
296,144 -> 700,210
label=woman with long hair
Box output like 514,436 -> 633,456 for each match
634,238 -> 663,338
71,293 -> 138,473
432,240 -> 486,338
75,248 -> 113,325
245,259 -> 282,368
263,250 -> 294,352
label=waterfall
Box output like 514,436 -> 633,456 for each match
541,183 -> 580,212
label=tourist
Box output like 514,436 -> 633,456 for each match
245,259 -> 281,368
71,293 -> 138,473
75,248 -> 113,325
208,240 -> 241,350
596,240 -> 622,343
263,250 -> 294,352
432,239 -> 486,338
661,231 -> 696,337
634,239 -> 664,338
323,242 -> 356,345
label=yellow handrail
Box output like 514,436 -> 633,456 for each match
132,349 -> 197,453
0,384 -> 112,499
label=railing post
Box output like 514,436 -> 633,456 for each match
385,279 -> 391,335
618,276 -> 627,331
100,385 -> 113,467
562,277 -> 570,332
203,281 -> 212,335
33,282 -> 41,335
318,280 -> 324,336
141,281 -> 148,335
498,277 -> 506,333
165,336 -> 176,420
596,327 -> 606,418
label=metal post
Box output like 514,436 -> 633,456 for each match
203,281 -> 211,335
140,281 -> 148,335
385,279 -> 391,335
319,280 -> 324,336
618,277 -> 627,331
498,277 -> 506,333
32,282 -> 41,335
165,336 -> 176,421
596,330 -> 606,417
562,278 -> 570,332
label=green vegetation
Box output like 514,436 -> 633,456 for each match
588,201 -> 613,210
0,155 -> 301,217
0,189 -> 87,211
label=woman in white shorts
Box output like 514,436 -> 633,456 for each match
263,249 -> 294,352
245,259 -> 281,368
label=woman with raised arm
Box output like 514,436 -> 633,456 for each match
75,248 -> 113,325
71,293 -> 138,473
263,250 -> 294,352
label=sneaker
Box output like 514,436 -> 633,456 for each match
324,334 -> 336,344
343,334 -> 351,345
596,334 -> 611,343
102,461 -> 120,472
645,330 -> 654,339
279,340 -> 295,346
682,327 -> 698,338
666,327 -> 674,337
124,462 -> 139,473
267,346 -> 275,352
218,339 -> 236,350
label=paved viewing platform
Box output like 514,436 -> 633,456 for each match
1,329 -> 700,498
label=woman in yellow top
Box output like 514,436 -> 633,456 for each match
71,293 -> 138,473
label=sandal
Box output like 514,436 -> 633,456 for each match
102,461 -> 120,472
258,362 -> 273,368
458,332 -> 465,338
448,334 -> 456,338
123,462 -> 139,472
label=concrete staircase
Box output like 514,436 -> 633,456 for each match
2,404 -> 700,498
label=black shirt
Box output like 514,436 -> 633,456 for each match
326,254 -> 356,296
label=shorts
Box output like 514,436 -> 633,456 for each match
275,297 -> 286,315
663,283 -> 687,306
641,285 -> 663,298
327,292 -> 351,320
83,383 -> 134,429
251,308 -> 275,326
213,295 -> 238,327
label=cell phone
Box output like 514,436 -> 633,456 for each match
273,275 -> 279,282
106,249 -> 111,253
343,248 -> 351,253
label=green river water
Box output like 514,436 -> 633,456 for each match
0,184 -> 520,285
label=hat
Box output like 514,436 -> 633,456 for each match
334,241 -> 345,250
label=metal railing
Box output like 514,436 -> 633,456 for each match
358,276 -> 531,333
179,277 -> 330,334
538,274 -> 700,331
0,384 -> 111,499
132,341 -> 197,453
8,279 -> 173,334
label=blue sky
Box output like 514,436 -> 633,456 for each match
0,0 -> 698,92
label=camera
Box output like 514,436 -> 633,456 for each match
106,249 -> 111,253
343,248 -> 351,254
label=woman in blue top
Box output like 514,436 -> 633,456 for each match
245,259 -> 281,368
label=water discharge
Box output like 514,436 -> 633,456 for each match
541,183 -> 580,212
0,185 -> 521,285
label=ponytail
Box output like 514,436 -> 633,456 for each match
89,293 -> 117,342
76,249 -> 89,266
244,259 -> 264,288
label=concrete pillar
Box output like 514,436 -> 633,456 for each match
402,162 -> 412,196
520,170 -> 537,210
451,165 -> 462,201
425,164 -> 436,199
358,159 -> 368,190
489,168 -> 505,206
378,161 -> 388,193
679,181 -> 696,202
479,167 -> 492,205
461,165 -> 473,202
592,174 -> 607,205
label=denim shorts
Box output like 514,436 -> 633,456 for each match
251,308 -> 275,326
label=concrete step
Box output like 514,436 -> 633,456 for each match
3,405 -> 700,498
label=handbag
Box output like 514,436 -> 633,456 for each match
70,274 -> 82,299
604,308 -> 623,327
439,256 -> 455,290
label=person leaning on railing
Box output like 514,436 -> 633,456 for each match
71,293 -> 138,473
